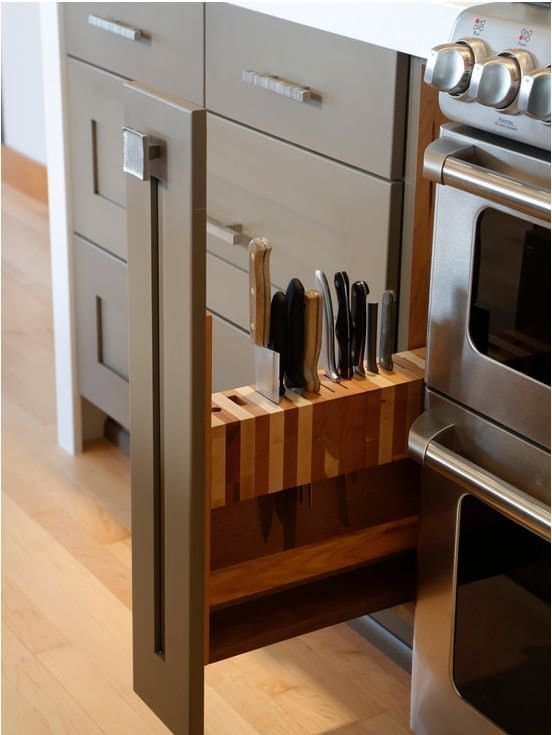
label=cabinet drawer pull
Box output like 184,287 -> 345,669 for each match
241,69 -> 320,103
88,14 -> 143,41
207,217 -> 244,245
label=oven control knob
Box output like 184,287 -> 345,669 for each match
473,53 -> 523,109
425,42 -> 476,95
518,67 -> 551,123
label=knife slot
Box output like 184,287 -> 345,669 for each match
227,394 -> 247,406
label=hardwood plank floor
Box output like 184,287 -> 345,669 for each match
2,183 -> 413,734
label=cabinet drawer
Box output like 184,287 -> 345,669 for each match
67,59 -> 126,260
207,114 -> 402,301
64,2 -> 203,103
74,235 -> 129,429
207,252 -> 249,331
206,4 -> 408,179
211,313 -> 255,392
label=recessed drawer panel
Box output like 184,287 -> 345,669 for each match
67,59 -> 126,260
74,235 -> 129,429
207,114 -> 402,302
206,4 -> 407,179
64,2 -> 203,103
210,313 -> 255,393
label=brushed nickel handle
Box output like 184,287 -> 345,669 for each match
424,138 -> 551,221
122,128 -> 163,182
88,14 -> 143,41
241,70 -> 320,103
206,217 -> 244,245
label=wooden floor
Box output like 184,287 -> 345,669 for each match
1,182 -> 412,734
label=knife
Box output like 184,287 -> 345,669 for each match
334,271 -> 353,379
367,301 -> 379,374
285,278 -> 306,389
303,289 -> 323,394
248,237 -> 272,346
269,291 -> 288,396
314,270 -> 339,382
351,281 -> 369,377
379,289 -> 396,371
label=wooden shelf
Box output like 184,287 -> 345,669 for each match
210,349 -> 425,507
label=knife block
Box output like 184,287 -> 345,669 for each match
210,349 -> 425,508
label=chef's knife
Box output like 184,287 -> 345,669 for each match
303,289 -> 323,394
314,270 -> 339,382
285,278 -> 306,389
379,289 -> 396,371
351,280 -> 369,377
367,302 -> 379,374
248,237 -> 272,346
334,271 -> 353,379
269,290 -> 288,396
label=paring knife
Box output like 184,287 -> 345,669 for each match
303,289 -> 323,394
269,291 -> 288,396
248,237 -> 272,346
285,278 -> 306,389
334,271 -> 353,379
351,281 -> 370,377
379,289 -> 396,371
367,302 -> 379,374
314,270 -> 339,382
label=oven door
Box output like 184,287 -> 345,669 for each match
409,401 -> 551,735
424,125 -> 551,449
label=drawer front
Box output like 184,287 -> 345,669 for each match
67,59 -> 126,260
64,2 -> 203,103
74,236 -> 129,429
206,4 -> 407,179
207,252 -> 249,331
211,313 -> 255,392
207,114 -> 402,303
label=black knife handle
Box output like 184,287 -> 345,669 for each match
269,291 -> 287,395
285,278 -> 306,389
379,290 -> 396,371
367,302 -> 379,374
334,271 -> 353,379
351,281 -> 369,376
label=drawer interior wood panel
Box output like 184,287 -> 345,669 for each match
74,235 -> 129,428
210,312 -> 255,393
207,114 -> 403,302
206,4 -> 408,179
64,2 -> 203,104
67,59 -> 127,260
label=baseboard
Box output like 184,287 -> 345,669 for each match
1,145 -> 48,204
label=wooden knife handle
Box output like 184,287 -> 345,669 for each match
303,289 -> 323,394
248,238 -> 272,346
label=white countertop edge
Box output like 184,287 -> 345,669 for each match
229,1 -> 484,59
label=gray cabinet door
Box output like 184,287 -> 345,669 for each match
124,82 -> 206,735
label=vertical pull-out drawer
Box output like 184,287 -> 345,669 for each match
206,4 -> 408,179
74,236 -> 129,428
64,2 -> 204,103
67,59 -> 126,259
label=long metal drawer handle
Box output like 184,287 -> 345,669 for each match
88,14 -> 143,41
424,139 -> 550,221
241,69 -> 320,103
207,217 -> 244,245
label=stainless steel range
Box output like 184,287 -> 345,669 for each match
409,4 -> 551,734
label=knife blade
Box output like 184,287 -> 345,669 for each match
303,289 -> 323,394
334,271 -> 353,379
248,237 -> 272,346
314,270 -> 339,382
367,301 -> 379,374
351,280 -> 369,377
285,278 -> 306,389
379,289 -> 396,371
269,290 -> 288,396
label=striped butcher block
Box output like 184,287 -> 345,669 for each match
210,349 -> 425,507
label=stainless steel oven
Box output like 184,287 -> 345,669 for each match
409,4 -> 551,734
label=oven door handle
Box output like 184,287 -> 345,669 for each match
409,414 -> 551,541
424,138 -> 551,222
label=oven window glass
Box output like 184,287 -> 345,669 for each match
453,495 -> 550,735
469,209 -> 550,385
